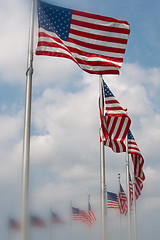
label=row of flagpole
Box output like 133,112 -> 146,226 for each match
21,1 -> 143,240
99,78 -> 139,240
21,0 -> 35,240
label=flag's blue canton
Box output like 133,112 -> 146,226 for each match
72,207 -> 79,214
38,1 -> 72,41
107,192 -> 117,201
120,184 -> 124,192
52,212 -> 57,217
103,80 -> 114,98
128,129 -> 135,140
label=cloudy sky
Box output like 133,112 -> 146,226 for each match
0,0 -> 160,240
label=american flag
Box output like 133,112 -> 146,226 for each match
129,173 -> 133,206
36,0 -> 130,75
72,207 -> 88,224
88,203 -> 96,227
107,191 -> 119,209
30,215 -> 46,227
51,211 -> 65,224
118,184 -> 128,215
128,129 -> 145,181
99,79 -> 131,152
9,219 -> 20,231
135,176 -> 143,199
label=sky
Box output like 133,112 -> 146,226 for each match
0,0 -> 160,240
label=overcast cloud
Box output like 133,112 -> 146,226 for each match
0,1 -> 160,240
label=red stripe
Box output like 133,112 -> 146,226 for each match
83,68 -> 119,75
73,10 -> 130,26
68,37 -> 126,54
114,117 -> 125,140
37,41 -> 71,54
68,46 -> 123,62
121,120 -> 130,141
105,106 -> 125,111
75,58 -> 120,67
36,50 -> 118,74
105,99 -> 122,104
71,19 -> 130,35
38,32 -> 124,63
70,28 -> 128,44
108,117 -> 118,137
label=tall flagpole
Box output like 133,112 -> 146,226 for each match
21,1 -> 35,240
132,172 -> 137,240
99,75 -> 107,240
118,173 -> 122,240
124,109 -> 132,240
88,194 -> 91,240
70,201 -> 72,240
50,208 -> 53,240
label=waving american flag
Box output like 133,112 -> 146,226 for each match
99,79 -> 131,152
36,0 -> 130,75
128,129 -> 145,181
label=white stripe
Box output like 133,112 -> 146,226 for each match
36,45 -> 74,59
104,109 -> 126,115
72,53 -> 122,66
69,33 -> 127,49
38,36 -> 122,66
111,140 -> 117,152
71,24 -> 129,39
107,117 -> 114,133
112,117 -> 121,137
66,41 -> 124,58
105,103 -> 123,108
79,64 -> 118,71
117,140 -> 124,152
38,28 -> 124,60
72,14 -> 130,30
118,117 -> 128,139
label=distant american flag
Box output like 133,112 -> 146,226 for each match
72,207 -> 88,224
30,215 -> 46,227
118,184 -> 128,215
9,219 -> 20,231
88,203 -> 96,227
36,0 -> 130,75
107,192 -> 119,209
51,211 -> 65,224
99,79 -> 131,152
129,173 -> 133,206
128,129 -> 145,181
135,176 -> 143,199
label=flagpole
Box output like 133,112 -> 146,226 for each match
70,201 -> 72,240
99,75 -> 107,240
88,194 -> 91,240
21,0 -> 35,240
118,173 -> 122,240
50,208 -> 53,240
124,109 -> 132,240
132,172 -> 137,240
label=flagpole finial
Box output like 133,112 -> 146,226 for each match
118,173 -> 120,176
88,194 -> 90,197
124,108 -> 127,111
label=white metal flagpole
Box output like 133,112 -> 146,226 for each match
132,172 -> 137,240
70,201 -> 72,240
124,109 -> 132,240
88,194 -> 91,240
20,0 -> 35,240
99,75 -> 107,240
50,208 -> 53,240
118,173 -> 122,240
